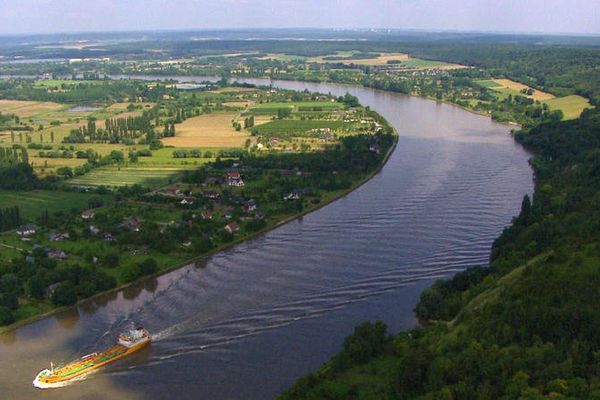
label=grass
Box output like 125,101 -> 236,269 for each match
249,101 -> 343,115
252,119 -> 346,137
0,189 -> 107,221
545,95 -> 591,120
475,79 -> 504,88
68,166 -> 191,187
162,112 -> 250,148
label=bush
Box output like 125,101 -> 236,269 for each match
139,258 -> 158,275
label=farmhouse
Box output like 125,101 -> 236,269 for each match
122,216 -> 141,232
180,197 -> 196,205
81,209 -> 95,219
48,232 -> 70,242
243,199 -> 257,212
225,222 -> 240,234
16,224 -> 36,236
203,191 -> 220,199
164,187 -> 181,196
47,249 -> 68,260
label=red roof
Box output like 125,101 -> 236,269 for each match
226,171 -> 241,179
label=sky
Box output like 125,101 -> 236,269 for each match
0,0 -> 598,35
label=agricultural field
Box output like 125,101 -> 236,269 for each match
68,166 -> 190,187
306,51 -> 409,65
162,112 -> 250,147
252,119 -> 347,138
491,78 -> 556,101
0,99 -> 65,118
248,101 -> 343,115
0,189 -> 108,221
545,95 -> 591,120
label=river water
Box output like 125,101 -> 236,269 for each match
0,78 -> 533,400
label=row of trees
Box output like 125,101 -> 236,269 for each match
0,206 -> 20,232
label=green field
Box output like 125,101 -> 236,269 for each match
544,95 -> 591,120
252,119 -> 347,138
475,79 -> 504,88
399,58 -> 455,68
68,166 -> 192,187
249,101 -> 343,114
0,189 -> 107,221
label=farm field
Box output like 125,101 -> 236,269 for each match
545,95 -> 591,119
0,99 -> 66,118
68,166 -> 191,187
306,51 -> 409,65
491,78 -> 556,101
398,58 -> 466,69
162,112 -> 250,147
0,189 -> 107,221
252,119 -> 347,138
249,101 -> 343,115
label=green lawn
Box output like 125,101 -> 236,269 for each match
0,189 -> 107,221
544,95 -> 591,120
251,119 -> 347,138
400,58 -> 454,68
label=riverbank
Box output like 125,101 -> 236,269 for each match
0,123 -> 399,334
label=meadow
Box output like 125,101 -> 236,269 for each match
0,189 -> 107,221
545,95 -> 591,119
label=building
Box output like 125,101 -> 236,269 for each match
81,209 -> 96,220
180,197 -> 195,205
201,210 -> 213,220
122,217 -> 141,232
48,232 -> 69,242
16,224 -> 36,236
224,222 -> 240,234
47,249 -> 68,260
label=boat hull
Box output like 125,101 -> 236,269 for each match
33,337 -> 150,389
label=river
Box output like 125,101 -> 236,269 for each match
0,78 -> 533,399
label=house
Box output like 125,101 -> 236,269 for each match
283,188 -> 310,201
81,209 -> 95,219
47,249 -> 68,260
180,197 -> 195,205
102,232 -> 116,242
201,210 -> 213,220
224,222 -> 240,234
122,216 -> 141,232
182,240 -> 192,248
16,224 -> 36,236
164,187 -> 181,196
203,191 -> 220,199
48,232 -> 70,242
269,136 -> 280,146
242,199 -> 257,213
44,282 -> 61,299
89,225 -> 100,235
228,178 -> 245,187
369,144 -> 381,154
226,171 -> 241,180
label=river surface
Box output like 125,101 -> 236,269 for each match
0,78 -> 533,400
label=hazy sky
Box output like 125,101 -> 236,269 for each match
0,0 -> 598,35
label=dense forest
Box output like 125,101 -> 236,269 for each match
281,109 -> 600,399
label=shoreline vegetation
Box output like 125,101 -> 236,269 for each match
0,81 -> 398,333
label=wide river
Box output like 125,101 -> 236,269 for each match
0,78 -> 533,399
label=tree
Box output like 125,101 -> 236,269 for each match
0,306 -> 14,326
51,281 -> 78,306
